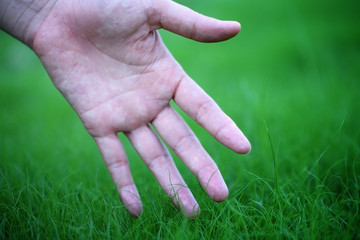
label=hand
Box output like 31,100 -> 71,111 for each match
32,0 -> 250,217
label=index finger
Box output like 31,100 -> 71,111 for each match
174,75 -> 251,154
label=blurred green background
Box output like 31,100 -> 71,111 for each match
1,0 -> 359,238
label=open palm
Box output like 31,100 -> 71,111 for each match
33,0 -> 250,217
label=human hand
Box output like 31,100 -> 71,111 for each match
31,0 -> 251,217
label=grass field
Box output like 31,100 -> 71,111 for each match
1,0 -> 359,239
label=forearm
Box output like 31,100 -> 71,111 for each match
0,0 -> 55,48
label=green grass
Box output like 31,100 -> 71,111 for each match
1,0 -> 359,239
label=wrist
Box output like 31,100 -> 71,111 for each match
0,0 -> 56,48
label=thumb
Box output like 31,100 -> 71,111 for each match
156,1 -> 241,42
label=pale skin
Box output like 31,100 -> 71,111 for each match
1,0 -> 251,217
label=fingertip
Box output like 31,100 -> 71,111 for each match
234,137 -> 251,154
212,184 -> 229,202
203,170 -> 229,202
210,20 -> 241,41
183,203 -> 201,219
201,20 -> 241,42
215,122 -> 251,154
237,22 -> 242,32
120,186 -> 143,218
127,203 -> 143,218
173,187 -> 201,218
228,21 -> 241,34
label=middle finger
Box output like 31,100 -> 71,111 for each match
152,104 -> 229,202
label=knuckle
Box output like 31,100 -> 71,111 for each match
214,121 -> 233,140
196,162 -> 218,180
106,160 -> 128,174
147,153 -> 171,172
195,100 -> 215,123
174,134 -> 197,155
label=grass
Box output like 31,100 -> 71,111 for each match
1,0 -> 360,239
